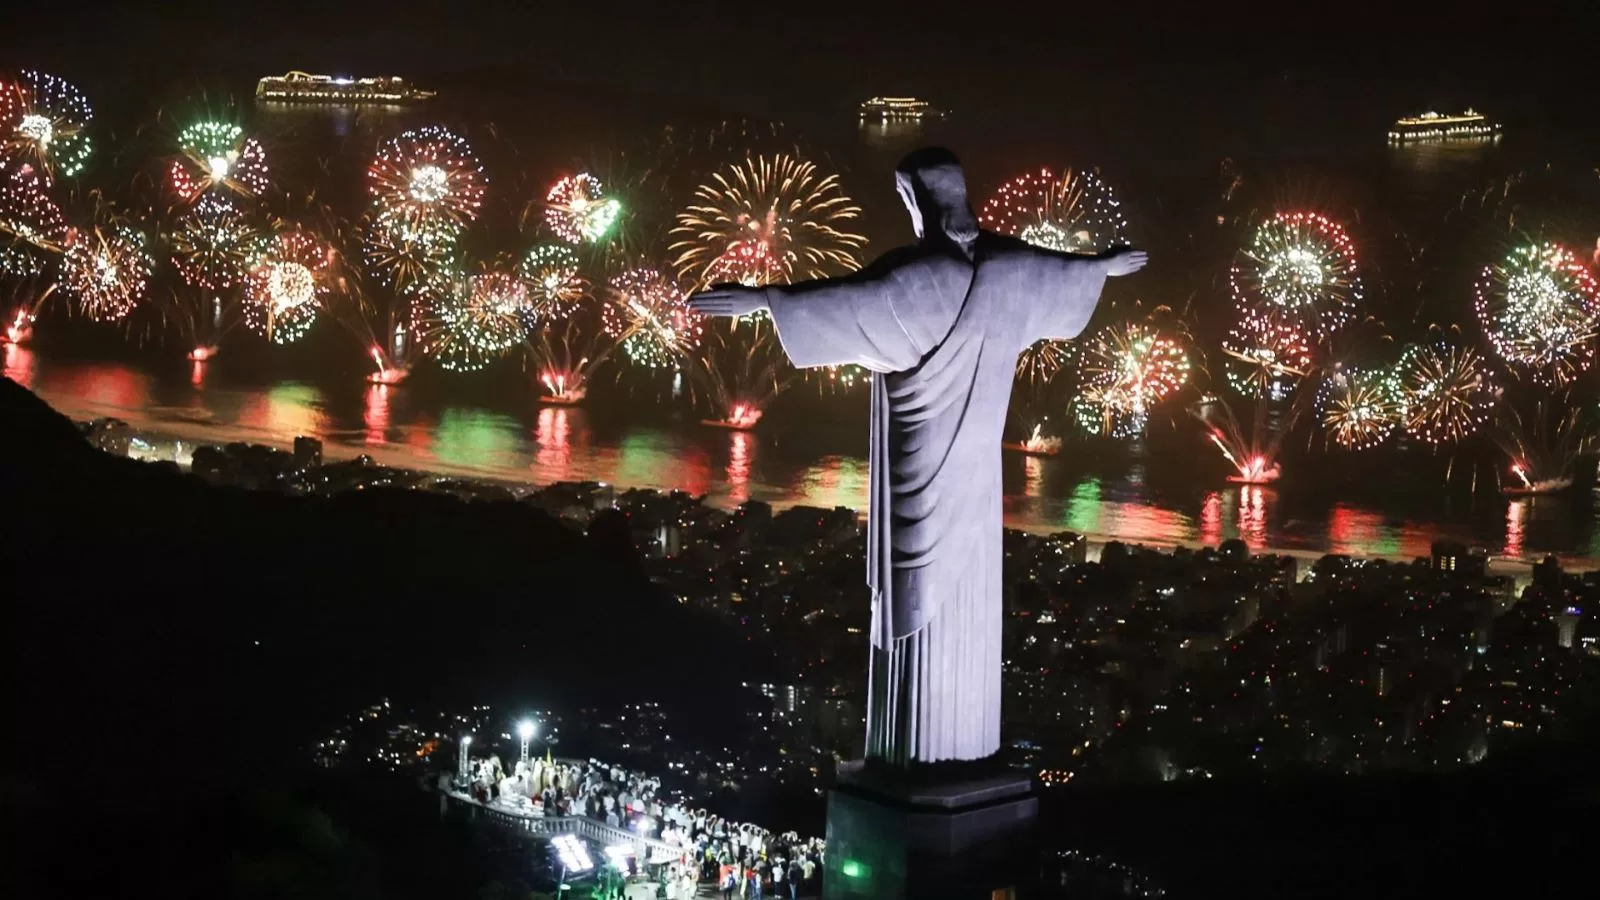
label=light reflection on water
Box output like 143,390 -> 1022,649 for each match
14,356 -> 1600,563
3,343 -> 37,387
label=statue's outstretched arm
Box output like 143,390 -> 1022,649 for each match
1028,246 -> 1148,341
690,251 -> 926,371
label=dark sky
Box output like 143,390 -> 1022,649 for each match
3,0 -> 1595,123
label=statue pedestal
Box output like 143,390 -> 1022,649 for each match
823,760 -> 1038,900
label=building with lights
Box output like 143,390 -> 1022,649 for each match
1387,108 -> 1500,143
255,71 -> 436,104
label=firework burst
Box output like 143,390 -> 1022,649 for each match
544,173 -> 622,245
368,126 -> 485,229
1017,336 -> 1076,385
519,242 -> 585,322
244,230 -> 332,344
170,120 -> 270,200
1392,342 -> 1497,445
1474,242 -> 1600,384
0,162 -> 67,256
1318,366 -> 1402,451
59,225 -> 152,322
700,239 -> 783,289
413,268 -> 528,372
1221,318 -> 1314,398
1,71 -> 92,179
602,267 -> 702,369
979,166 -> 1130,254
1232,211 -> 1362,339
361,208 -> 461,294
1078,321 -> 1191,436
670,154 -> 865,290
170,193 -> 258,291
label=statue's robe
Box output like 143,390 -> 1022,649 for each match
765,232 -> 1107,764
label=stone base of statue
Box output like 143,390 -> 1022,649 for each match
822,758 -> 1038,900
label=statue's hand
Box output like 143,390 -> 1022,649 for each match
687,285 -> 768,318
1104,247 -> 1149,277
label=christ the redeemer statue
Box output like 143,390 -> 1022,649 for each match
690,147 -> 1146,767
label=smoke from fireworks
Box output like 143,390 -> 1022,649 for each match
1474,242 -> 1600,384
1392,342 -> 1497,445
670,154 -> 865,290
602,267 -> 702,369
170,120 -> 270,200
1,70 -> 93,179
170,193 -> 258,291
244,230 -> 331,344
413,268 -> 528,372
544,173 -> 622,245
368,126 -> 485,229
979,166 -> 1130,253
1232,211 -> 1362,340
59,225 -> 152,322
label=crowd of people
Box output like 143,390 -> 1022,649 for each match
455,753 -> 825,898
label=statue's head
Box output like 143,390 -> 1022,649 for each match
895,147 -> 980,249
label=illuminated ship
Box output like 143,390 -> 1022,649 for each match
1387,108 -> 1500,143
255,71 -> 436,105
858,96 -> 942,122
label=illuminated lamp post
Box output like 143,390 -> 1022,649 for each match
517,719 -> 536,766
457,734 -> 473,785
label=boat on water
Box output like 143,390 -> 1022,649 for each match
1502,476 -> 1573,498
701,402 -> 763,431
858,96 -> 943,123
256,71 -> 436,105
1388,108 -> 1500,143
1001,441 -> 1060,457
1002,426 -> 1062,457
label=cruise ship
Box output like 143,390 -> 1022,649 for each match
1387,108 -> 1500,143
255,71 -> 436,105
858,96 -> 942,122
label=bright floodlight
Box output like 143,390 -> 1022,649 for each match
553,834 -> 594,872
518,720 -> 536,740
461,735 -> 472,746
604,844 -> 635,867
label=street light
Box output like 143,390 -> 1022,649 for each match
517,719 -> 536,765
457,735 -> 473,785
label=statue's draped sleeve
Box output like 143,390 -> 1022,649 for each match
761,250 -> 929,372
1024,249 -> 1108,343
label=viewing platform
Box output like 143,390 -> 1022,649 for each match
433,779 -> 684,865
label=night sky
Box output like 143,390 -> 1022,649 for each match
3,1 -> 1595,128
